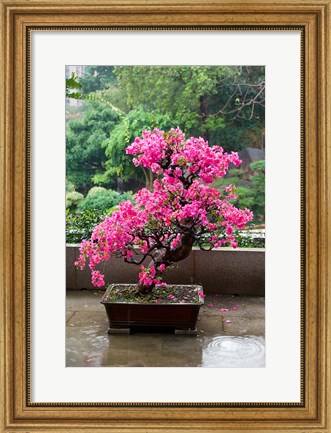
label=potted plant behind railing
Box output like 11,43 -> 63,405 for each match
76,128 -> 253,334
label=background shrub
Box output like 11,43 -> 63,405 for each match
78,188 -> 134,212
66,209 -> 109,243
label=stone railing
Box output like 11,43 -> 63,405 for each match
67,245 -> 265,296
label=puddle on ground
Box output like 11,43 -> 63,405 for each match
201,335 -> 265,368
66,331 -> 265,368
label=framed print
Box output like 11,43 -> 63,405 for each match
0,0 -> 330,432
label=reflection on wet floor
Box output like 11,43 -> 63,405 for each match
66,291 -> 265,368
67,332 -> 265,368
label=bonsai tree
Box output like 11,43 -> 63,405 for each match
76,128 -> 253,294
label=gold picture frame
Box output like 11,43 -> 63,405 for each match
1,0 -> 330,431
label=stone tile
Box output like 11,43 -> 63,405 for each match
66,311 -> 76,323
196,315 -> 224,335
66,311 -> 108,328
104,348 -> 143,368
66,328 -> 110,367
103,335 -> 202,367
222,317 -> 265,336
201,295 -> 265,318
102,349 -> 150,367
107,334 -> 164,352
66,290 -> 105,312
143,349 -> 202,367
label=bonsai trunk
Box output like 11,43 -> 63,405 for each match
137,234 -> 195,294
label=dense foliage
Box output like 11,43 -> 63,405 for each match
99,109 -> 177,190
66,209 -> 109,244
66,101 -> 119,192
213,160 -> 265,223
66,186 -> 134,242
114,66 -> 264,150
79,66 -> 116,95
77,187 -> 134,212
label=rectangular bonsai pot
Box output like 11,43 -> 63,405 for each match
100,284 -> 204,334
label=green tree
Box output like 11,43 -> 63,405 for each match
80,66 -> 116,94
114,65 -> 265,150
114,66 -> 222,140
209,66 -> 265,150
66,100 -> 120,193
99,108 -> 177,190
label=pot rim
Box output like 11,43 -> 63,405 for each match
100,283 -> 205,306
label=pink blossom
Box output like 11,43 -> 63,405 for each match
226,225 -> 233,235
76,128 -> 253,289
225,184 -> 234,193
91,270 -> 105,288
171,236 -> 181,249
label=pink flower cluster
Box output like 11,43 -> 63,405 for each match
126,128 -> 186,173
138,265 -> 167,287
76,128 -> 253,288
126,128 -> 241,184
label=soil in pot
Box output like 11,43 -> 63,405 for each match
101,283 -> 203,304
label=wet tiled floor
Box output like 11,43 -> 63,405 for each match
66,290 -> 265,368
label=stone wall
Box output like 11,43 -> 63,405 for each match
67,245 -> 265,296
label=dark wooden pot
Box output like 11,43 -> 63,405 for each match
100,284 -> 204,335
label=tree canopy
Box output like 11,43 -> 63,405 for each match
66,65 -> 265,225
113,65 -> 264,149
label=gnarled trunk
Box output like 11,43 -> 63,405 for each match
137,233 -> 195,294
